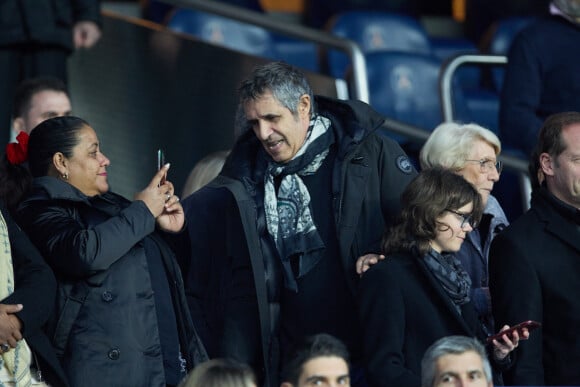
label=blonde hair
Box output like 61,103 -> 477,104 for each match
420,122 -> 501,171
179,358 -> 256,387
181,150 -> 230,197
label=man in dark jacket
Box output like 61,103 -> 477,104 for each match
182,62 -> 417,387
0,200 -> 68,386
0,0 -> 101,143
499,0 -> 580,157
489,111 -> 580,385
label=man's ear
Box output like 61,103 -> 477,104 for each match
298,94 -> 311,117
539,152 -> 555,177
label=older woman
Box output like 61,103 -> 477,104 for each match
359,168 -> 523,387
4,116 -> 207,386
419,122 -> 508,334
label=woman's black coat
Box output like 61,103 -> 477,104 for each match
359,250 -> 504,387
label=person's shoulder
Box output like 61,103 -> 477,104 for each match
367,252 -> 415,275
317,95 -> 384,131
492,208 -> 541,250
361,131 -> 415,165
518,15 -> 575,41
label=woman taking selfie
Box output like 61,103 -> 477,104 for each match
2,116 -> 207,387
359,167 -> 525,387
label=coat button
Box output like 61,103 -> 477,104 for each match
108,348 -> 120,360
101,291 -> 113,302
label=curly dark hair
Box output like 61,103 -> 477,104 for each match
382,167 -> 483,256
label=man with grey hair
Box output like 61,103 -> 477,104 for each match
421,336 -> 493,387
182,61 -> 417,386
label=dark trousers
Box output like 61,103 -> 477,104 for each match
0,44 -> 68,143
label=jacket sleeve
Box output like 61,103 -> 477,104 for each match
489,232 -> 545,385
1,204 -> 56,336
18,200 -> 156,278
359,261 -> 421,387
499,31 -> 543,157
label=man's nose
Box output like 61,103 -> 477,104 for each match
255,120 -> 272,140
456,377 -> 469,387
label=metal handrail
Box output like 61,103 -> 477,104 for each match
159,0 -> 369,102
440,54 -> 507,122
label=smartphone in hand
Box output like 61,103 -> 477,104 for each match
157,149 -> 166,185
486,320 -> 541,344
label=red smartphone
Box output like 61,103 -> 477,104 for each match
157,149 -> 166,185
486,320 -> 541,343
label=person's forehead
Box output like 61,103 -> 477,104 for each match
562,123 -> 580,147
436,351 -> 484,373
243,92 -> 288,116
30,89 -> 69,104
301,356 -> 349,379
28,90 -> 70,111
467,139 -> 497,158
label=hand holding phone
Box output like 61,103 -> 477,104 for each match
486,320 -> 541,344
157,149 -> 166,185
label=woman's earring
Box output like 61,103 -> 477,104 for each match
62,173 -> 69,180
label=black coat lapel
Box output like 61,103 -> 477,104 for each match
416,257 -> 477,335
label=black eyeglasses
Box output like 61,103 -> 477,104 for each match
464,159 -> 503,174
445,209 -> 478,229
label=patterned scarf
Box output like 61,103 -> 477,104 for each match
0,214 -> 32,387
264,115 -> 334,292
423,248 -> 472,313
552,1 -> 580,24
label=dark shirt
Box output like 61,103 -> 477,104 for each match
279,146 -> 361,364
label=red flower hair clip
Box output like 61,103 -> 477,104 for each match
5,131 -> 29,165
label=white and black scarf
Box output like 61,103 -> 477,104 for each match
264,115 -> 334,292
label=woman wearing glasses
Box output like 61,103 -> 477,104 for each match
359,167 -> 523,387
419,122 -> 508,335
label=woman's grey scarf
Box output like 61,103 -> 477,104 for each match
423,248 -> 472,313
264,115 -> 333,292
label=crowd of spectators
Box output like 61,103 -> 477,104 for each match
1,0 -> 579,386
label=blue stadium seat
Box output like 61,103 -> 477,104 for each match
366,51 -> 471,137
430,36 -> 480,90
270,34 -> 320,72
325,11 -> 431,79
166,8 -> 276,58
